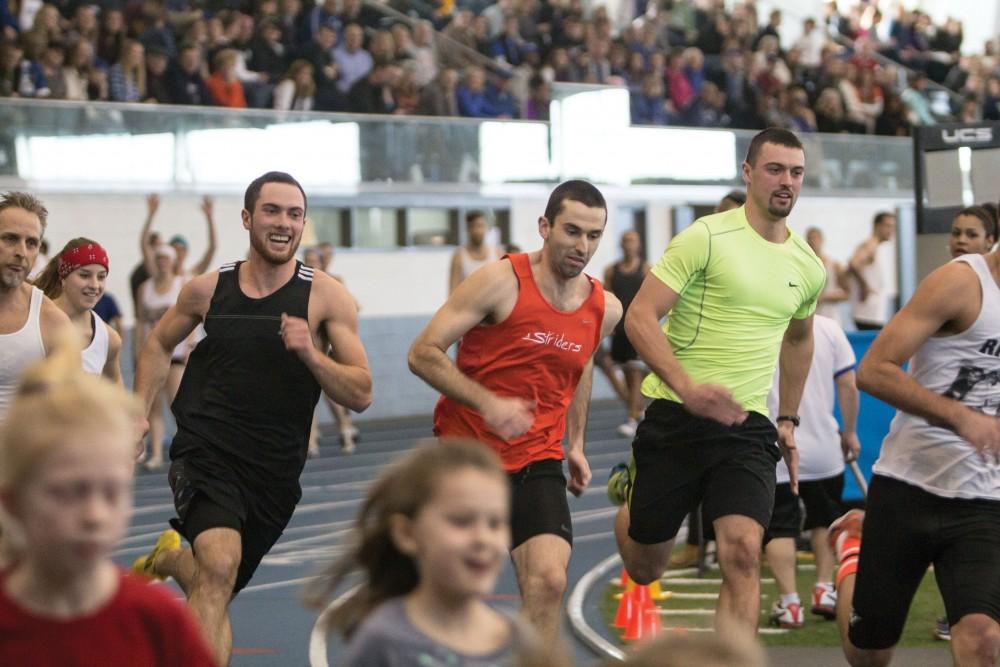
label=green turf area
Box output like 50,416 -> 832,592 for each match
600,557 -> 947,648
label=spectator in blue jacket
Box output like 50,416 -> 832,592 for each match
457,65 -> 494,117
630,74 -> 668,125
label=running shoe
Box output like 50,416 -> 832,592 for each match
934,616 -> 951,641
667,543 -> 700,569
616,418 -> 638,438
811,584 -> 837,619
131,529 -> 181,582
607,459 -> 633,506
828,509 -> 865,559
769,600 -> 805,629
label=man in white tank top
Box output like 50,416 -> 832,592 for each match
829,249 -> 1000,667
448,211 -> 500,294
0,192 -> 74,422
847,212 -> 895,330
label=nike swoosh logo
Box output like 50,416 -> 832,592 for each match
788,282 -> 799,287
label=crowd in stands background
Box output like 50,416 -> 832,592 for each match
1,0 -> 996,131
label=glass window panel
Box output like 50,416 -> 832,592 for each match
306,207 -> 344,247
354,207 -> 398,248
408,208 -> 454,246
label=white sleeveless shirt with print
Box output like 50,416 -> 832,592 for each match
874,253 -> 1000,501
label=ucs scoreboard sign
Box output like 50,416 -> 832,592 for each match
913,122 -> 1000,233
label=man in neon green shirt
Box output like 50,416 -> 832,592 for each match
613,128 -> 825,638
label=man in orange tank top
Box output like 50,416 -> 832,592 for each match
409,180 -> 623,643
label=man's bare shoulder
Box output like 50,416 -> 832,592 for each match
462,255 -> 519,298
448,256 -> 519,321
177,271 -> 220,312
915,260 -> 980,307
310,269 -> 355,307
38,292 -> 70,327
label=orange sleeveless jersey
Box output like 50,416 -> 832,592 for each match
434,253 -> 606,471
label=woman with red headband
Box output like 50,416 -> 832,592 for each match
34,239 -> 122,385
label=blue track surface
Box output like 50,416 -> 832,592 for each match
116,401 -> 635,666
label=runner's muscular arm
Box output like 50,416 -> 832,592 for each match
777,314 -> 814,494
564,292 -> 623,496
858,262 -> 1000,461
624,275 -> 747,425
408,260 -> 530,439
285,272 -> 371,412
134,272 -> 214,418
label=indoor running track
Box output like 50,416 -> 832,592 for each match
116,402 -> 949,666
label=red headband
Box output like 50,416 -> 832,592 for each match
58,243 -> 110,280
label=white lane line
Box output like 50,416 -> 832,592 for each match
661,567 -> 698,578
309,584 -> 361,667
241,575 -> 319,593
574,532 -> 616,544
655,626 -> 789,635
566,552 -> 626,662
661,592 -> 729,600
661,578 -> 776,586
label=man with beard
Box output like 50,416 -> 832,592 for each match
0,191 -> 73,422
409,180 -> 622,643
131,172 -> 371,666
610,128 -> 825,638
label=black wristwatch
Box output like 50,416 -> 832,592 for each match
776,415 -> 800,427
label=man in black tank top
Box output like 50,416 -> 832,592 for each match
131,172 -> 372,666
603,230 -> 649,437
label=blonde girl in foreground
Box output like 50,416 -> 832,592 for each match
0,341 -> 215,666
307,438 -> 569,667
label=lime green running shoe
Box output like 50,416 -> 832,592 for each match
607,457 -> 635,506
131,529 -> 181,581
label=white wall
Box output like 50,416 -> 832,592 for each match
34,188 -> 905,325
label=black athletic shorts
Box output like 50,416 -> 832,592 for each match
610,329 -> 638,365
508,459 -> 572,550
767,473 -> 845,540
168,447 -> 301,596
628,399 -> 780,545
849,475 -> 1000,650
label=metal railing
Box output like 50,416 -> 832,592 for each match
0,97 -> 913,194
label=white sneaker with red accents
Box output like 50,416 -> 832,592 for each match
811,584 -> 837,619
769,600 -> 805,629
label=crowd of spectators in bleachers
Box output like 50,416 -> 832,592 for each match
0,0 -> 996,133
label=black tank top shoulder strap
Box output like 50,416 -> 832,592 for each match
296,261 -> 315,282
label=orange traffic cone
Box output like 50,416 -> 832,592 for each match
623,586 -> 656,641
633,583 -> 650,608
622,595 -> 645,641
615,567 -> 636,592
641,604 -> 662,639
613,585 -> 635,629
